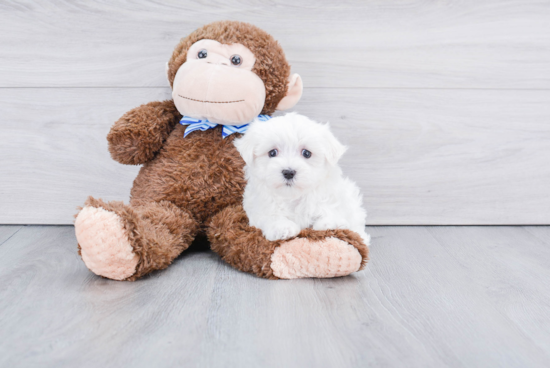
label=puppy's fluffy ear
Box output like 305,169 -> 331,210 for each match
234,134 -> 256,166
323,125 -> 348,165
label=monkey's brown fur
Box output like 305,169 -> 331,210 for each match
77,21 -> 368,280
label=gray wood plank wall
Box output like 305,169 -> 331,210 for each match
1,0 -> 549,224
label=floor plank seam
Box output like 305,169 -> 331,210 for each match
0,227 -> 23,247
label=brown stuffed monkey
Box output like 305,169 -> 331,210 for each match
74,21 -> 369,281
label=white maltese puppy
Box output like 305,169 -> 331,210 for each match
234,113 -> 370,245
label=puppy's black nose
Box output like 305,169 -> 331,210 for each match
282,169 -> 296,180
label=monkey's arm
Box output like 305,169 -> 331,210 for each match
107,100 -> 181,165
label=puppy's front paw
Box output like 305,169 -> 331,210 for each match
262,219 -> 301,241
313,216 -> 350,231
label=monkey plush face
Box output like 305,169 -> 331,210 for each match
167,21 -> 303,125
172,39 -> 266,125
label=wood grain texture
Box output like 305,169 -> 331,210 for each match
296,88 -> 550,225
1,88 -> 549,224
1,225 -> 550,367
522,226 -> 550,246
1,0 -> 549,88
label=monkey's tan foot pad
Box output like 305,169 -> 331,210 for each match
75,206 -> 139,280
271,237 -> 362,279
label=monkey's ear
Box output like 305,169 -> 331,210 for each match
276,74 -> 303,111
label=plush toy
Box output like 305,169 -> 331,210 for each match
74,21 -> 369,281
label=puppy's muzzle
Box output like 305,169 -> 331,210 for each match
282,169 -> 296,180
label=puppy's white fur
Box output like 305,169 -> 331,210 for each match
234,113 -> 370,245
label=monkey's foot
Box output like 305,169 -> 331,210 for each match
75,206 -> 139,281
270,237 -> 362,279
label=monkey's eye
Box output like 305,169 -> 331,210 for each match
302,149 -> 312,159
230,54 -> 242,66
197,49 -> 208,59
268,149 -> 278,158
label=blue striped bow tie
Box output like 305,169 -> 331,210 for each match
179,115 -> 271,138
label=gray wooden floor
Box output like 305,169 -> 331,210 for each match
1,226 -> 550,367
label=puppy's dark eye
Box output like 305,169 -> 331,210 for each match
268,149 -> 278,158
198,49 -> 208,59
230,54 -> 242,66
302,149 -> 312,159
